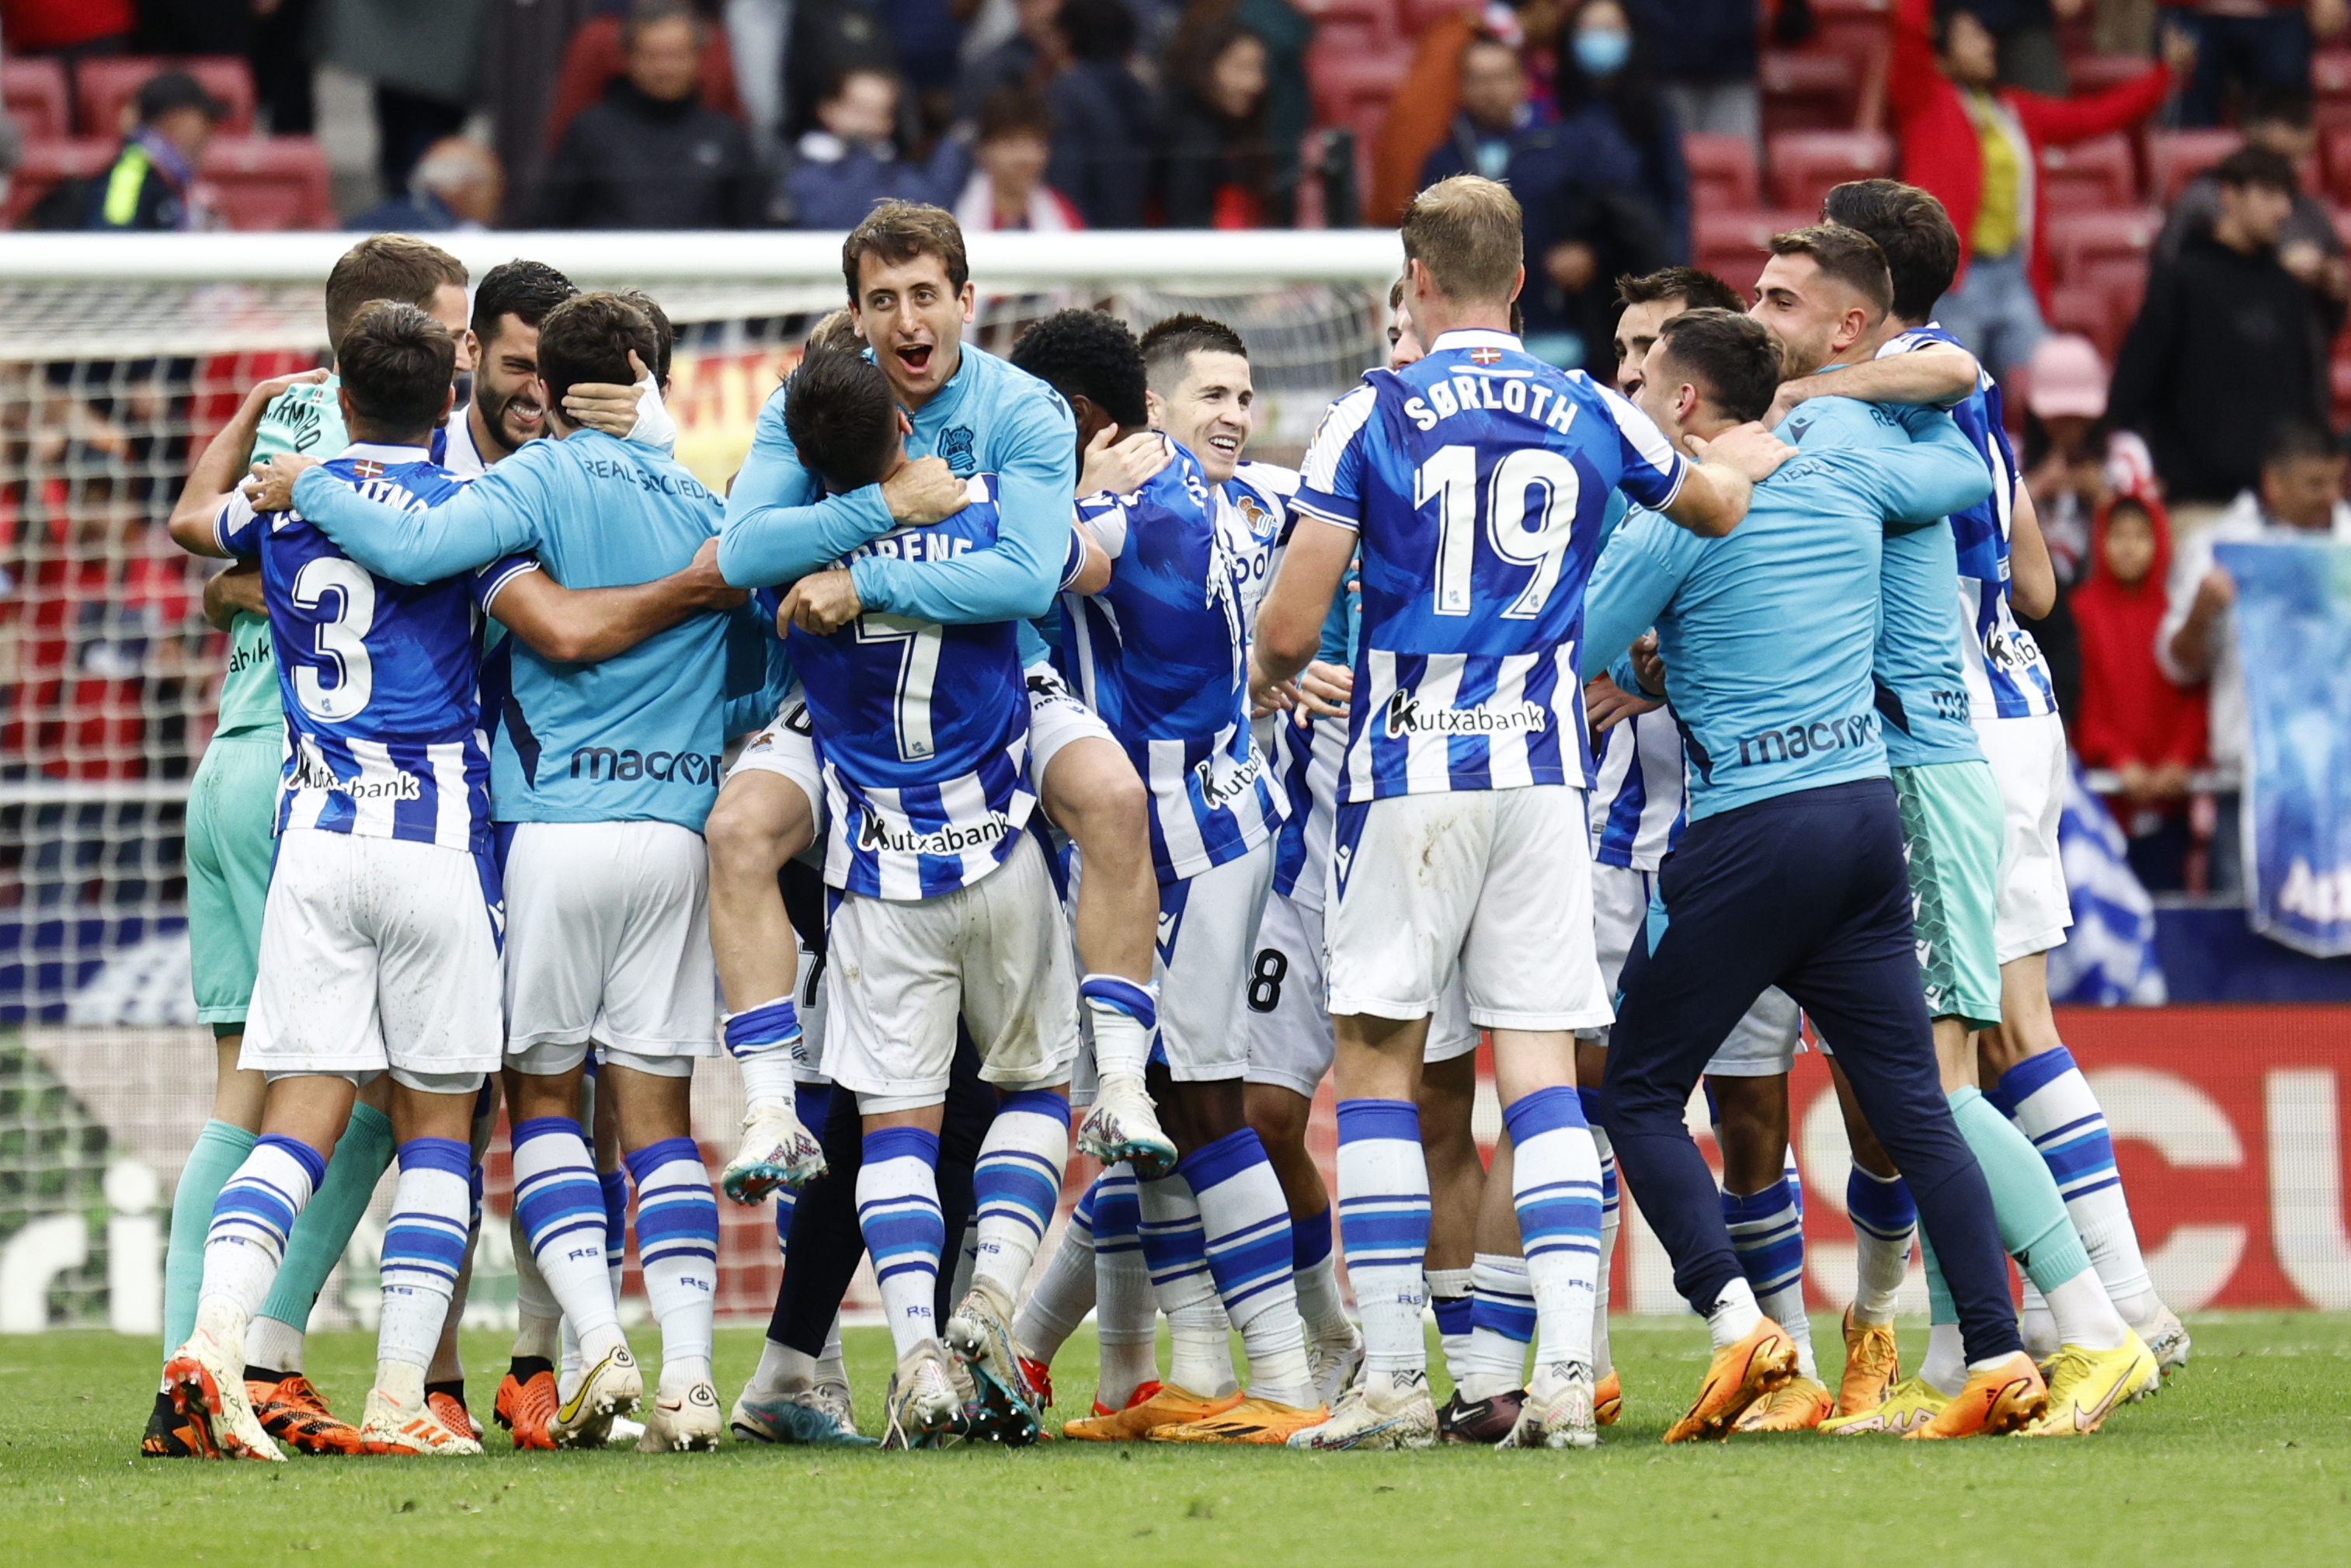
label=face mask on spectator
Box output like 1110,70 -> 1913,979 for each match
1573,27 -> 1630,78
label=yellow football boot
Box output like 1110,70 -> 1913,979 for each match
1819,1375 -> 1952,1437
2019,1332 -> 2157,1437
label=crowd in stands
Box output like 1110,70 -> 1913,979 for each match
6,0 -> 2351,909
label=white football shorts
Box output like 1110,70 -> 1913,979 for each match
1978,709 -> 2074,964
1156,839 -> 1275,1082
788,928 -> 833,1087
241,829 -> 502,1086
725,684 -> 826,840
1025,662 -> 1116,783
1586,860 -> 1803,1075
822,832 -> 1081,1108
1327,784 -> 1611,1033
1243,886 -> 1476,1099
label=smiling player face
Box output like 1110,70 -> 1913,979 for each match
851,251 -> 976,409
470,312 -> 547,455
1152,349 -> 1254,484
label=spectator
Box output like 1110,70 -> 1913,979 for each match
534,0 -> 765,228
2073,485 -> 2209,891
784,1 -> 903,143
1233,0 -> 1315,227
1624,0 -> 1768,141
1157,2 -> 1280,228
2160,0 -> 2348,127
0,1 -> 134,69
2155,423 -> 2351,894
955,88 -> 1083,230
1967,0 -> 2075,95
1372,0 -> 1563,226
1045,0 -> 1156,228
2020,332 -> 2157,584
786,67 -> 966,228
2155,87 -> 2348,305
343,136 -> 503,233
85,71 -> 221,232
885,0 -> 969,135
1418,34 -> 1539,188
1886,0 -> 2190,379
958,0 -> 1068,121
2112,146 -> 2336,518
1546,0 -> 1687,259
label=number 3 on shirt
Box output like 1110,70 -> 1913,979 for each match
290,556 -> 375,721
1417,444 -> 1579,619
856,612 -> 944,762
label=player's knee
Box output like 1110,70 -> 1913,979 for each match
1245,1083 -> 1310,1152
705,786 -> 789,878
1055,748 -> 1150,857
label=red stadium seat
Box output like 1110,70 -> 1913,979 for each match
1310,53 -> 1412,130
1694,208 -> 1813,297
2323,125 -> 2351,205
2313,48 -> 2351,129
2,138 -> 114,228
2045,284 -> 2123,363
2039,133 -> 2137,210
1309,0 -> 1398,55
1804,0 -> 1894,65
2,57 -> 71,141
2065,54 -> 2161,97
200,137 -> 333,231
75,56 -> 256,138
1765,129 -> 1893,212
2046,207 -> 2160,286
2145,129 -> 2240,207
1760,50 -> 1860,136
1685,133 -> 1761,214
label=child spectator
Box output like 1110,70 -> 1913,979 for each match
2071,487 -> 2209,891
786,67 -> 967,229
955,89 -> 1083,230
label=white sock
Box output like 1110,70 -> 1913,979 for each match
1012,1173 -> 1099,1363
2043,1265 -> 2130,1352
1723,1176 -> 1814,1380
1707,1275 -> 1762,1351
1090,1166 -> 1160,1406
972,1090 -> 1070,1302
1187,1128 -> 1313,1406
1503,1088 -> 1601,1374
1291,1207 -> 1351,1343
738,1052 -> 802,1107
818,1314 -> 847,1390
1136,1172 -> 1236,1398
244,1314 -> 304,1375
1846,1165 -> 1916,1326
377,1139 -> 471,1376
510,1116 -> 625,1361
1462,1253 -> 1533,1402
1993,1046 -> 2158,1321
1335,1100 -> 1430,1377
746,1337 -> 819,1402
558,1317 -> 581,1401
1426,1266 -> 1475,1389
509,1208 -> 561,1361
2018,1278 -> 2060,1360
1079,975 -> 1157,1083
724,996 -> 805,1108
624,1138 -> 720,1391
856,1126 -> 945,1360
196,1134 -> 325,1338
1921,1321 -> 1967,1396
1592,1122 -> 1619,1380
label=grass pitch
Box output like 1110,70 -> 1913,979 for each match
2,1314 -> 2344,1567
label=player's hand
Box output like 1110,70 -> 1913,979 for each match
680,539 -> 749,610
1079,426 -> 1170,499
246,453 -> 318,512
1630,630 -> 1667,694
243,367 -> 329,415
1764,379 -> 1810,430
2191,566 -> 2235,619
1295,658 -> 1353,719
782,569 -> 863,634
1247,646 -> 1296,719
203,561 -> 266,631
564,350 -> 674,444
882,457 -> 969,525
1585,672 -> 1662,733
1688,421 -> 1795,483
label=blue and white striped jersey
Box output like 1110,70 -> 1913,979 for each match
787,474 -> 1035,900
214,443 -> 500,851
1223,460 -> 1295,629
1268,572 -> 1359,909
1877,324 -> 2058,721
1588,706 -> 1686,871
1289,329 -> 1690,803
1059,436 -> 1285,884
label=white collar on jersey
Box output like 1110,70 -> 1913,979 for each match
336,440 -> 432,464
1429,329 -> 1524,354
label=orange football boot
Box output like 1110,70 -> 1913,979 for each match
1662,1318 -> 1796,1443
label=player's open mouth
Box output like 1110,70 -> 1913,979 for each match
1207,433 -> 1240,457
896,343 -> 934,372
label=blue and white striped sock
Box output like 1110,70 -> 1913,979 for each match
600,1166 -> 628,1305
1462,1253 -> 1534,1400
625,1136 -> 721,1388
725,996 -> 803,1106
509,1116 -> 623,1359
199,1133 -> 325,1331
972,1089 -> 1070,1302
1504,1086 -> 1602,1373
1080,974 -> 1158,1083
377,1137 -> 472,1372
1136,1172 -> 1236,1397
1185,1127 -> 1312,1406
1990,1045 -> 2156,1312
1847,1165 -> 1916,1325
1091,1164 -> 1161,1404
857,1126 -> 946,1360
1336,1098 -> 1431,1379
1723,1176 -> 1814,1379
1291,1205 -> 1351,1342
1427,1267 -> 1476,1389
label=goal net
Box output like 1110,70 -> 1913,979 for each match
0,230 -> 1396,1332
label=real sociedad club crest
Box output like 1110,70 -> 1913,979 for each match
1468,346 -> 1504,366
352,459 -> 385,479
938,425 -> 977,475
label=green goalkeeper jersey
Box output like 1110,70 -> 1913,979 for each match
210,375 -> 345,739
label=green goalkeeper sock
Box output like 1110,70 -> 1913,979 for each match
256,1100 -> 395,1335
163,1119 -> 258,1360
1948,1085 -> 2094,1295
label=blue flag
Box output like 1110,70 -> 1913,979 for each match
2218,541 -> 2351,958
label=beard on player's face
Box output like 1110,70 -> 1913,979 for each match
476,374 -> 545,450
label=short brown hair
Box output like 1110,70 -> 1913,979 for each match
784,345 -> 902,492
1139,312 -> 1247,393
975,87 -> 1052,146
1766,224 -> 1893,319
1820,179 -> 1957,323
1401,175 -> 1524,307
842,201 -> 969,304
535,291 -> 659,414
1655,308 -> 1782,425
614,287 -> 676,388
325,234 -> 467,354
336,301 -> 456,440
1616,266 -> 1744,316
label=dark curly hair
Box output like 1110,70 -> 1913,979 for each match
470,259 -> 576,349
784,345 -> 901,492
1010,308 -> 1148,429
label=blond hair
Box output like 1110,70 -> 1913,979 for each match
1401,175 -> 1524,307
